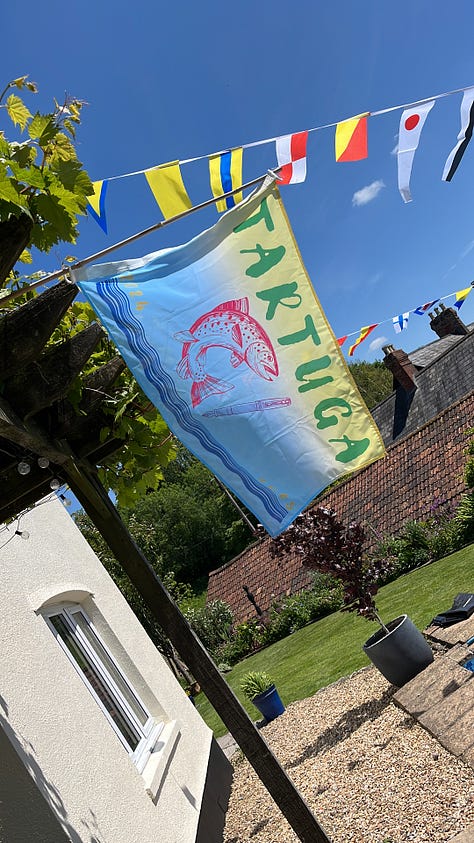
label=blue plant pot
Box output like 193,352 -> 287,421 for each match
251,684 -> 285,721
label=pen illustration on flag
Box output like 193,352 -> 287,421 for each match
442,88 -> 474,182
397,100 -> 435,202
393,312 -> 409,333
86,180 -> 108,233
145,161 -> 192,219
203,398 -> 291,418
209,148 -> 243,212
348,324 -> 378,357
174,297 -> 279,408
276,131 -> 309,184
335,113 -> 369,162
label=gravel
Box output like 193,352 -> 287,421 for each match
223,666 -> 474,843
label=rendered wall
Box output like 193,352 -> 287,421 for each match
0,497 -> 216,843
208,392 -> 473,624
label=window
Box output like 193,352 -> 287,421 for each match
45,604 -> 163,772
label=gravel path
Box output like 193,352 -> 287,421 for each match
223,666 -> 474,843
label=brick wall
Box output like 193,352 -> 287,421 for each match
207,392 -> 473,624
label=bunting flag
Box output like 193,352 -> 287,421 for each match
73,177 -> 385,536
144,161 -> 192,219
442,88 -> 474,182
414,298 -> 439,315
393,312 -> 409,333
348,324 -> 378,357
335,113 -> 369,162
86,180 -> 108,233
276,131 -> 309,184
397,100 -> 435,202
454,285 -> 472,309
209,148 -> 243,212
337,335 -> 348,347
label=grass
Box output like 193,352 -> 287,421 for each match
194,544 -> 474,736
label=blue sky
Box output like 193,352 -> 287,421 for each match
4,0 -> 474,362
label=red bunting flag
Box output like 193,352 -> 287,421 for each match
335,114 -> 369,162
276,131 -> 309,184
348,324 -> 378,357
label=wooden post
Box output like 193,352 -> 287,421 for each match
63,455 -> 331,843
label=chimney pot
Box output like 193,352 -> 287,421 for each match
429,305 -> 468,338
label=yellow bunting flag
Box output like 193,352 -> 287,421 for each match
348,324 -> 378,356
86,180 -> 108,233
209,148 -> 243,212
335,113 -> 369,162
454,285 -> 473,310
145,161 -> 192,219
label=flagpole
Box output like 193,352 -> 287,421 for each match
0,171 -> 278,308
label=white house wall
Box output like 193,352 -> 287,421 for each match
0,495 -> 214,843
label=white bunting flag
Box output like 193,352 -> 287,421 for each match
392,312 -> 409,333
397,100 -> 435,202
276,132 -> 309,184
442,88 -> 474,182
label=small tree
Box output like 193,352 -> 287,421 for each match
269,507 -> 393,632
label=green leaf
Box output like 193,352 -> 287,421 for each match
52,158 -> 93,199
0,166 -> 26,207
7,161 -> 46,189
48,132 -> 77,164
28,112 -> 57,144
35,193 -> 77,241
6,94 -> 32,130
11,76 -> 29,90
18,248 -> 32,263
8,141 -> 36,167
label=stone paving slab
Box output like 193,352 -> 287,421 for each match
394,654 -> 473,718
417,676 -> 474,764
448,822 -> 474,842
425,616 -> 474,646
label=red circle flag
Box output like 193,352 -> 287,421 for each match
405,114 -> 420,131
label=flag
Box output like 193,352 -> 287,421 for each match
86,180 -> 108,233
454,285 -> 472,310
392,312 -> 409,333
442,88 -> 474,182
337,335 -> 348,347
145,161 -> 192,219
335,113 -> 369,162
209,148 -> 243,212
73,176 -> 384,536
414,298 -> 439,316
348,324 -> 378,357
276,131 -> 309,184
397,100 -> 435,202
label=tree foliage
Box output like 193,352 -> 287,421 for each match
0,75 -> 94,258
348,360 -> 393,409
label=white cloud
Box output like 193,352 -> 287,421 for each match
352,180 -> 385,207
369,336 -> 387,352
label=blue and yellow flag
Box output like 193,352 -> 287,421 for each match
209,148 -> 243,212
86,180 -> 108,233
73,177 -> 384,536
145,161 -> 192,220
454,285 -> 472,310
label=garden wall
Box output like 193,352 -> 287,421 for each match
207,391 -> 474,624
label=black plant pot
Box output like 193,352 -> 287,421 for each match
363,614 -> 433,687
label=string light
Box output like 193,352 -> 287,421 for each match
15,529 -> 30,540
49,478 -> 61,491
37,457 -> 49,469
17,461 -> 31,476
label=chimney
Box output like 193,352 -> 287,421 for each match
382,345 -> 417,393
429,303 -> 468,338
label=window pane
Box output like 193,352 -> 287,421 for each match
49,614 -> 141,752
72,612 -> 148,727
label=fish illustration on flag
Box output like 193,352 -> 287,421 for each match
397,101 -> 435,202
73,176 -> 385,536
175,297 -> 278,408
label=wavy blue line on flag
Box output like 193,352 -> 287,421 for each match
95,279 -> 287,523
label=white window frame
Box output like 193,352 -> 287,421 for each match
44,603 -> 163,773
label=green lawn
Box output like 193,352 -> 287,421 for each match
195,544 -> 474,736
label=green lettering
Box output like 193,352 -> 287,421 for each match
241,243 -> 286,278
294,357 -> 333,393
329,434 -> 370,463
256,282 -> 302,320
314,398 -> 352,430
278,314 -> 322,347
234,197 -> 274,233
